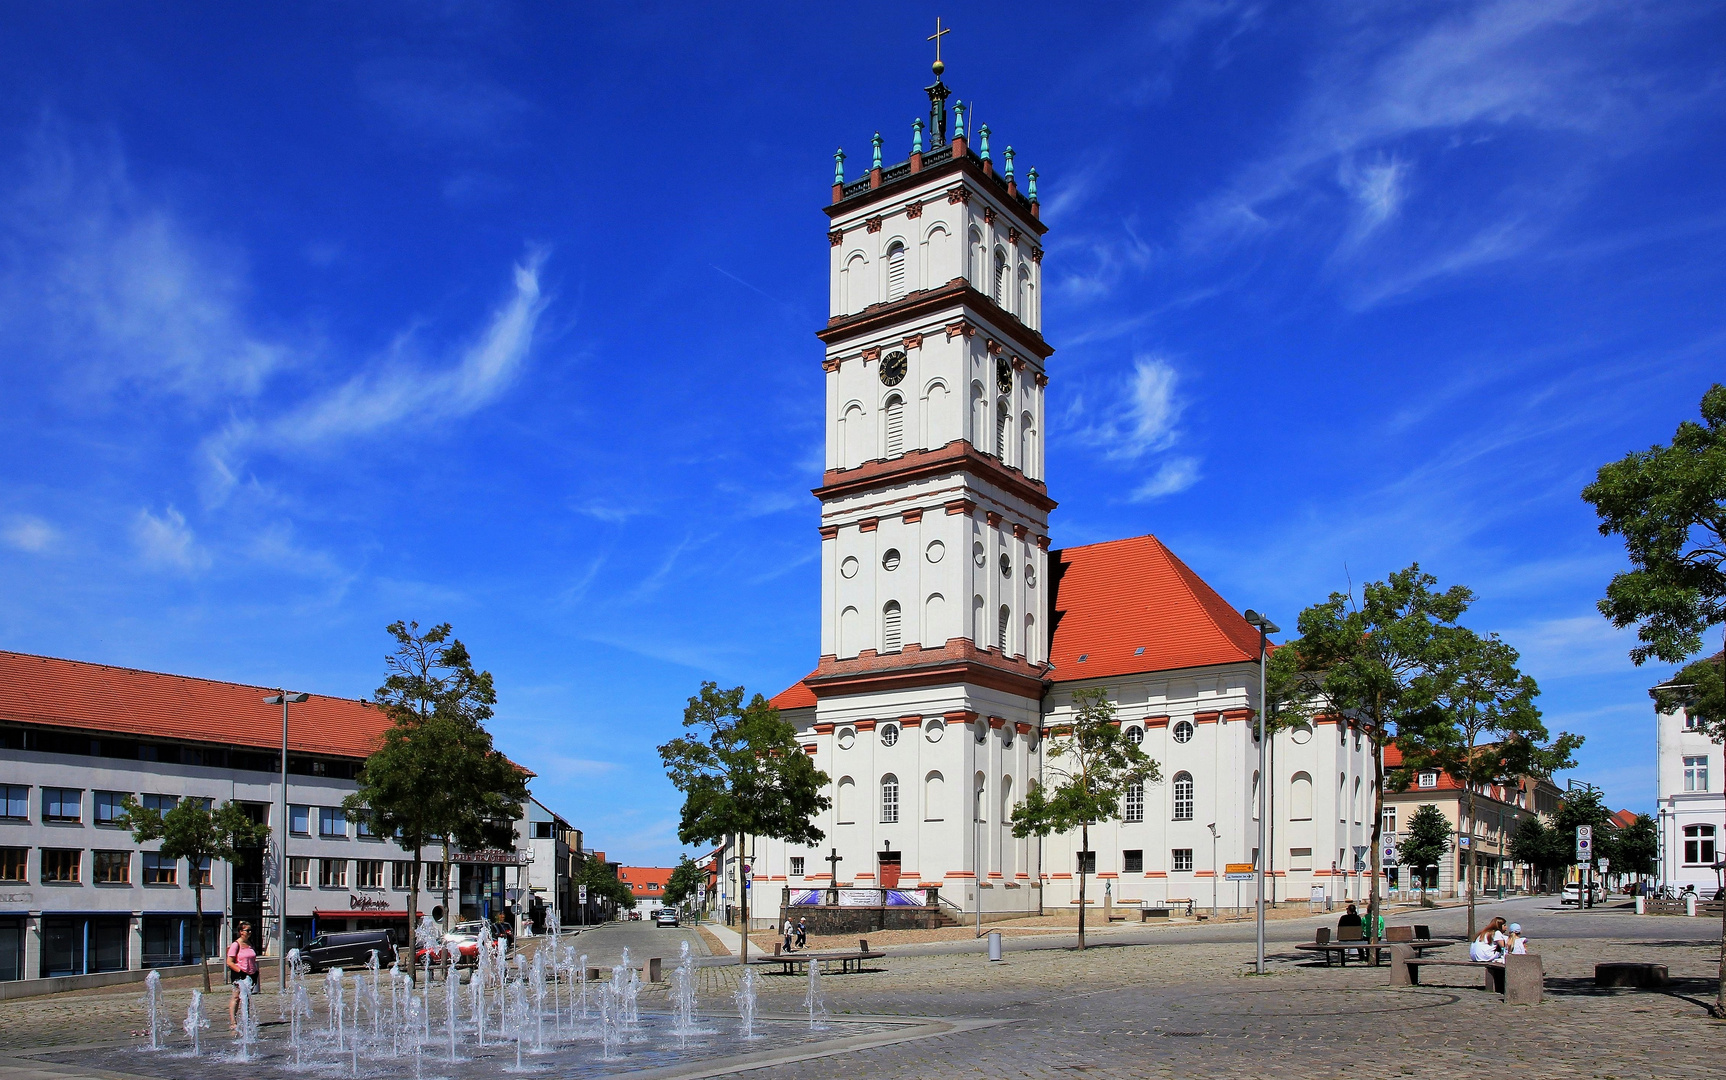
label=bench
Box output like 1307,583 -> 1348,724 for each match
1389,946 -> 1542,1005
754,938 -> 885,976
584,957 -> 662,983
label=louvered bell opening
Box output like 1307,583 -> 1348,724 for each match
885,398 -> 904,456
883,601 -> 902,652
887,246 -> 906,300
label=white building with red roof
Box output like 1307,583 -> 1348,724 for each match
746,74 -> 1375,923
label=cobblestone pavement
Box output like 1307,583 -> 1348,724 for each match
2,898 -> 1719,1079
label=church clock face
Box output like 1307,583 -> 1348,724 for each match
995,357 -> 1013,395
880,350 -> 908,387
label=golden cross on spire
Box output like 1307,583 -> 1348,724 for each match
928,16 -> 950,76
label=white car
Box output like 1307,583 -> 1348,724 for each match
654,909 -> 679,927
1560,883 -> 1603,906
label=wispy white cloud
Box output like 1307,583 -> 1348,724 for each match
1071,356 -> 1188,459
357,58 -> 532,146
2,516 -> 58,553
132,506 -> 209,572
1133,457 -> 1202,501
1495,613 -> 1639,681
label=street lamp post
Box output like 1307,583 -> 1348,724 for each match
263,691 -> 308,993
1243,608 -> 1280,976
1206,823 -> 1219,918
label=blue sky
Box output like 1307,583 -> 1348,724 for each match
1,2 -> 1722,865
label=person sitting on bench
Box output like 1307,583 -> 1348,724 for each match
1504,923 -> 1527,955
1468,917 -> 1507,962
1337,903 -> 1363,933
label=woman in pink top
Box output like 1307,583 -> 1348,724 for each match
226,922 -> 259,1031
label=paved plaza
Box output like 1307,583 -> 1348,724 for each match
0,898 -> 1719,1079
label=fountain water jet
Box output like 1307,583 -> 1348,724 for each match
182,989 -> 208,1056
804,959 -> 828,1028
142,970 -> 163,1051
235,976 -> 260,1059
735,965 -> 759,1039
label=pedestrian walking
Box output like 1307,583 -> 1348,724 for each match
796,917 -> 808,949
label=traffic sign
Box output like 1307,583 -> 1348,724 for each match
1598,857 -> 1609,873
1458,836 -> 1470,849
578,885 -> 588,905
1575,825 -> 1592,862
1224,862 -> 1257,881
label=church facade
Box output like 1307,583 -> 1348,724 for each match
750,72 -> 1376,922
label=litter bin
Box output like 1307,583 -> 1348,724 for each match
988,931 -> 1003,962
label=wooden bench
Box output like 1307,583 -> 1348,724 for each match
754,938 -> 885,976
1389,946 -> 1542,1004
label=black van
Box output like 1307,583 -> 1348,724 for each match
302,930 -> 396,972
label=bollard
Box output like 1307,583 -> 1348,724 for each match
1685,893 -> 1697,917
988,931 -> 1003,962
1634,894 -> 1645,915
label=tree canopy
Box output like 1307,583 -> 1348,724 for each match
1653,652 -> 1726,741
1603,813 -> 1658,878
118,796 -> 267,991
663,855 -> 704,907
1011,687 -> 1160,949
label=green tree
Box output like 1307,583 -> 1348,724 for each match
663,855 -> 704,908
1508,815 -> 1569,892
117,797 -> 268,992
1010,687 -> 1161,950
1393,627 -> 1580,938
573,853 -> 633,919
1396,804 -> 1451,892
658,682 -> 831,963
346,621 -> 527,933
1583,382 -> 1726,1013
1653,652 -> 1726,739
1270,564 -> 1472,937
1602,813 -> 1658,882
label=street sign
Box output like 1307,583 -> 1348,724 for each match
1459,836 -> 1471,849
1598,857 -> 1610,873
1575,825 -> 1592,862
578,885 -> 588,905
1224,862 -> 1257,881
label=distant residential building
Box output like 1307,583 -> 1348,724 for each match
616,866 -> 673,909
1654,660 -> 1725,892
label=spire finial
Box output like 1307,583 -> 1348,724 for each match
928,16 -> 951,78
1027,167 -> 1039,202
978,123 -> 991,162
953,100 -> 966,140
872,132 -> 883,170
1004,146 -> 1015,182
913,118 -> 924,155
834,148 -> 846,185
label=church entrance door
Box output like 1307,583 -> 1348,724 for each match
878,851 -> 902,889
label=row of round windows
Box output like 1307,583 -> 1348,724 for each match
831,720 -> 1037,751
838,542 -> 1036,583
1125,721 -> 1196,744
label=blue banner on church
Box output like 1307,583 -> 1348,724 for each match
786,888 -> 929,907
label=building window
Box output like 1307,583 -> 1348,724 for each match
881,774 -> 900,823
356,860 -> 384,890
790,856 -> 806,877
289,805 -> 310,836
424,862 -> 448,892
319,859 -> 347,889
1125,725 -> 1143,745
1290,847 -> 1313,870
1290,772 -> 1313,821
1683,825 -> 1717,866
1123,782 -> 1145,823
318,808 -> 346,838
1171,849 -> 1193,872
41,849 -> 81,883
881,724 -> 901,748
191,857 -> 211,887
1123,849 -> 1144,873
1077,850 -> 1096,874
43,788 -> 81,823
1684,756 -> 1709,792
1172,720 -> 1194,744
994,247 -> 1008,304
354,811 -> 376,838
1172,772 -> 1194,821
884,394 -> 905,457
93,851 -> 130,884
882,601 -> 902,652
285,857 -> 309,888
886,242 -> 907,299
142,853 -> 177,885
924,772 -> 945,821
1417,771 -> 1438,789
1383,807 -> 1397,835
998,604 -> 1010,653
392,861 -> 416,890
532,821 -> 555,839
995,403 -> 1009,458
93,791 -> 128,826
0,785 -> 28,821
0,847 -> 27,882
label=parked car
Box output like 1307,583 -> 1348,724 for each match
1560,882 -> 1603,906
303,930 -> 396,972
655,908 -> 679,927
412,920 -> 493,968
628,910 -> 642,921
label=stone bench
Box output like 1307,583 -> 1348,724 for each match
754,938 -> 884,976
584,957 -> 661,983
1389,946 -> 1542,1005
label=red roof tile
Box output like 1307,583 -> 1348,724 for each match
770,677 -> 818,711
1609,808 -> 1637,829
0,650 -> 394,760
616,866 -> 673,895
1047,534 -> 1264,682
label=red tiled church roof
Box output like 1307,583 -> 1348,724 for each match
768,533 -> 1267,705
1046,534 -> 1263,682
0,650 -> 395,760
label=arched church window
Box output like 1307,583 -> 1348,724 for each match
1172,772 -> 1194,821
882,601 -> 902,653
1289,772 -> 1313,821
837,777 -> 855,824
1024,613 -> 1036,663
924,772 -> 944,821
1021,413 -> 1036,477
886,243 -> 907,300
880,774 -> 899,823
995,401 -> 1009,459
1017,264 -> 1031,319
884,394 -> 905,457
843,403 -> 866,470
973,772 -> 987,822
972,594 -> 986,647
967,228 -> 984,291
993,247 -> 1008,305
971,380 -> 987,448
998,604 -> 1010,654
1123,781 -> 1145,823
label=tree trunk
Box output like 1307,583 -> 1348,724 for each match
194,875 -> 211,993
1077,823 -> 1088,951
739,834 -> 749,965
441,837 -> 453,932
1368,733 -> 1385,942
1465,784 -> 1477,941
408,849 -> 422,973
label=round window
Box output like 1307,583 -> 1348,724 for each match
973,542 -> 986,567
926,540 -> 945,563
882,548 -> 901,571
840,556 -> 859,579
1003,725 -> 1014,748
925,720 -> 944,743
999,552 -> 1011,578
1172,720 -> 1194,744
837,727 -> 856,750
1025,562 -> 1037,586
1291,723 -> 1313,745
880,724 -> 899,747
1126,726 -> 1144,745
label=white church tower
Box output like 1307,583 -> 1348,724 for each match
761,51 -> 1054,918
